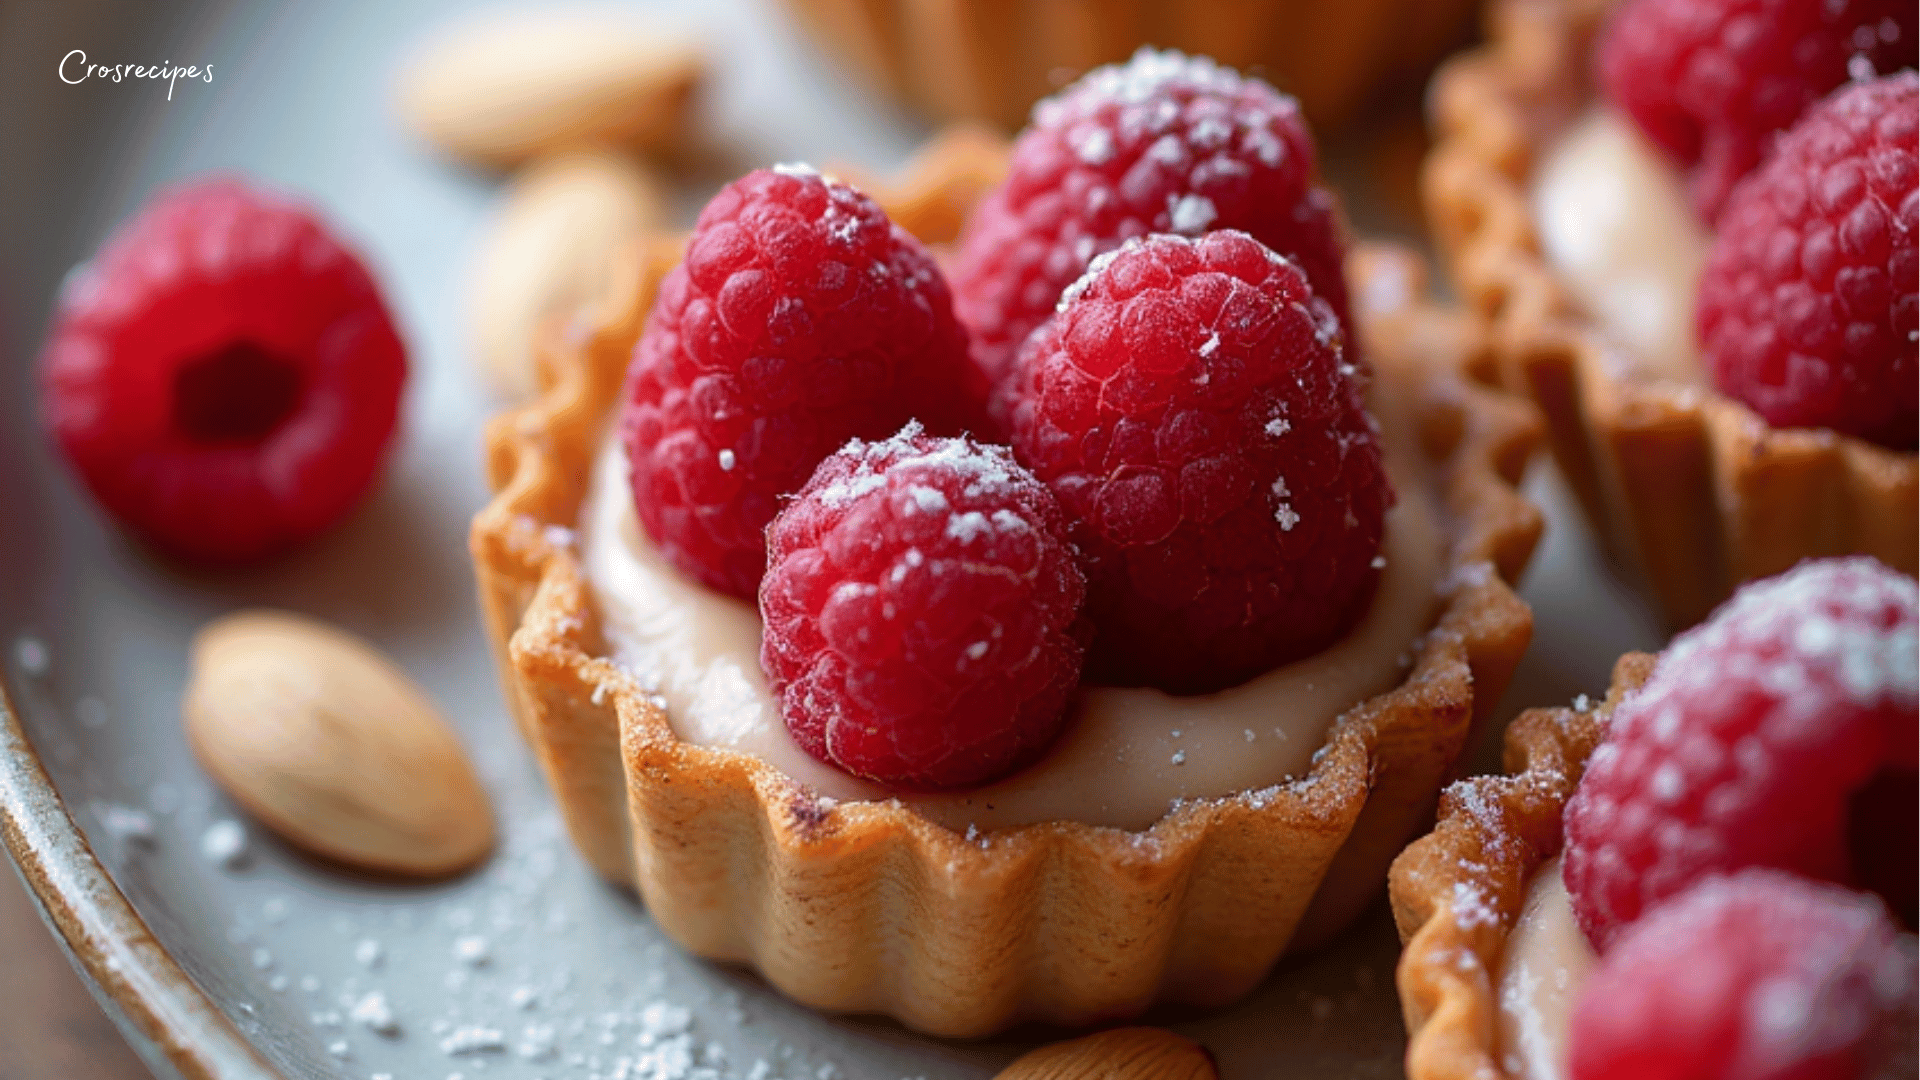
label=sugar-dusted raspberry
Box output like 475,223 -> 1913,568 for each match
949,47 -> 1353,406
1563,557 -> 1920,951
1569,870 -> 1918,1080
1003,230 -> 1390,695
1599,0 -> 1916,222
759,424 -> 1086,790
621,165 -> 983,600
1696,73 -> 1919,449
38,176 -> 406,565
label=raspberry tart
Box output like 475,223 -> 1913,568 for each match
1425,0 -> 1918,628
1392,556 -> 1919,1080
474,70 -> 1544,1034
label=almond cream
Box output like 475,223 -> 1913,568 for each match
580,383 -> 1450,833
1495,856 -> 1596,1080
1532,109 -> 1711,384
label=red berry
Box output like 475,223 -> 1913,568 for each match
1563,557 -> 1920,951
1569,870 -> 1918,1080
38,176 -> 406,565
759,425 -> 1086,790
1003,230 -> 1390,695
1697,73 -> 1919,449
621,165 -> 983,600
1599,0 -> 1916,222
949,47 -> 1353,409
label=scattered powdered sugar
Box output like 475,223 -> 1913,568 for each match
1069,125 -> 1115,164
1264,417 -> 1291,437
945,511 -> 993,543
452,935 -> 491,967
1166,193 -> 1217,235
1660,556 -> 1917,716
199,819 -> 248,868
201,803 -> 863,1078
516,1022 -> 559,1061
1057,242 -> 1133,311
1042,47 -> 1252,115
95,803 -> 155,845
1449,880 -> 1500,930
814,471 -> 886,508
351,991 -> 401,1037
13,635 -> 49,676
904,485 -> 948,514
1270,478 -> 1299,531
438,1024 -> 507,1056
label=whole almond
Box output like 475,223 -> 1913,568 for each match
470,147 -> 664,400
398,14 -> 704,167
995,1028 -> 1218,1080
183,611 -> 494,878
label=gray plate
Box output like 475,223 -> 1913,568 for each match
0,3 -> 1668,1078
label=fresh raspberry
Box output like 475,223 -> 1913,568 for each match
949,47 -> 1353,408
1569,870 -> 1918,1080
1598,0 -> 1916,222
38,176 -> 406,565
759,424 -> 1086,790
1003,230 -> 1390,695
1563,557 -> 1920,951
1696,73 -> 1919,449
621,165 -> 983,600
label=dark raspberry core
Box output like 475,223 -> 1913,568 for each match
171,341 -> 304,444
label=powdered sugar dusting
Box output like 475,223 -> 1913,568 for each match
945,511 -> 993,543
1038,47 -> 1261,117
1058,242 -> 1132,311
1660,556 -> 1917,712
1167,193 -> 1217,234
1070,125 -> 1115,164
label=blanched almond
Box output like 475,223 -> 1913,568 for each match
398,14 -> 704,167
470,147 -> 664,400
183,611 -> 493,878
994,1028 -> 1218,1080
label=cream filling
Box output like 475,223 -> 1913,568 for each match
1532,108 -> 1712,384
580,393 -> 1449,833
1495,857 -> 1597,1080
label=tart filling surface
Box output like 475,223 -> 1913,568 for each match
579,372 -> 1447,831
1531,108 -> 1708,385
1494,857 -> 1593,1080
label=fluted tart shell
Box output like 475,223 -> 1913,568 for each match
472,127 -> 1544,1037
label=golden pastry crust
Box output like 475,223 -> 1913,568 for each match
778,0 -> 1476,132
1389,651 -> 1656,1080
1423,0 -> 1919,630
471,128 -> 1544,1036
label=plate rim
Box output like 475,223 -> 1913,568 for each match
0,676 -> 284,1080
